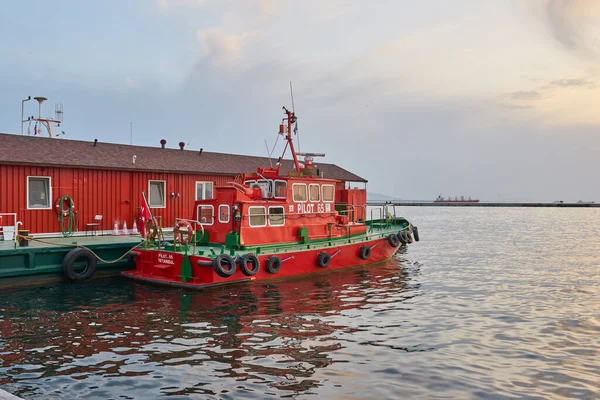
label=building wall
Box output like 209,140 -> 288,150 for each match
0,164 -> 233,234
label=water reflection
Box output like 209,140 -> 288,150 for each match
0,258 -> 420,398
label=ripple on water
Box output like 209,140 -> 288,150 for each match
0,208 -> 599,399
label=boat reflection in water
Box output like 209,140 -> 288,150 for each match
0,252 -> 420,398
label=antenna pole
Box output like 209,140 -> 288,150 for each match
130,122 -> 133,145
290,81 -> 300,151
21,96 -> 31,135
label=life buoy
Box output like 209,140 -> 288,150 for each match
213,254 -> 236,277
55,196 -> 75,217
317,252 -> 331,268
387,233 -> 400,247
239,253 -> 260,276
62,248 -> 97,281
266,256 -> 281,274
174,220 -> 194,244
412,226 -> 420,242
359,245 -> 371,260
397,231 -> 407,245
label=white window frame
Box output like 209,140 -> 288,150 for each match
273,180 -> 287,199
148,180 -> 166,208
244,180 -> 256,187
248,206 -> 267,227
309,184 -> 320,202
196,181 -> 214,201
197,204 -> 215,226
322,184 -> 335,202
268,206 -> 285,226
27,176 -> 52,210
292,183 -> 308,203
218,204 -> 230,223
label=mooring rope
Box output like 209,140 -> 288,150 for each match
18,235 -> 144,264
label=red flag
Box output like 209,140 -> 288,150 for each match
138,194 -> 151,233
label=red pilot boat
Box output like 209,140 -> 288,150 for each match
122,107 -> 419,289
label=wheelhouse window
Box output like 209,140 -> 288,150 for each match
274,180 -> 287,199
197,205 -> 214,225
248,206 -> 266,227
218,204 -> 230,223
244,180 -> 256,187
256,179 -> 273,198
149,180 -> 166,208
322,185 -> 335,202
268,206 -> 285,226
196,181 -> 213,200
27,176 -> 51,209
309,184 -> 320,202
292,184 -> 307,202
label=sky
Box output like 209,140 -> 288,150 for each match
1,0 -> 600,201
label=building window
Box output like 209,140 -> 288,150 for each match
322,185 -> 335,202
218,204 -> 230,223
27,176 -> 52,209
292,184 -> 307,202
309,184 -> 320,202
274,180 -> 287,199
196,181 -> 214,200
248,206 -> 266,227
268,206 -> 285,226
197,205 -> 214,225
149,180 -> 166,208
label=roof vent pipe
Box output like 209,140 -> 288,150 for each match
198,148 -> 203,155
160,139 -> 166,149
93,139 -> 98,146
179,141 -> 185,150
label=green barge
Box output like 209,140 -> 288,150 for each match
0,236 -> 142,283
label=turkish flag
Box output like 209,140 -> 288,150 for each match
138,194 -> 151,233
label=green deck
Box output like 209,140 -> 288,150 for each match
0,235 -> 143,279
146,218 -> 411,258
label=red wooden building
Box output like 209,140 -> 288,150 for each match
0,133 -> 366,236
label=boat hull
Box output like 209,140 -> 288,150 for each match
121,236 -> 401,289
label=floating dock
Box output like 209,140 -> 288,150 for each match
368,201 -> 599,208
0,235 -> 142,281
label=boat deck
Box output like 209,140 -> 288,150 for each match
0,235 -> 143,280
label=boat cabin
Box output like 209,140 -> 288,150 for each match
191,108 -> 367,248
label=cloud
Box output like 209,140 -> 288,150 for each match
548,78 -> 595,88
196,29 -> 248,66
543,0 -> 600,58
507,91 -> 542,100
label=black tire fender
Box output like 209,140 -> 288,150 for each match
397,231 -> 407,245
406,232 -> 414,244
239,253 -> 260,276
412,226 -> 420,242
266,256 -> 282,274
358,245 -> 371,260
317,252 -> 331,268
62,248 -> 97,281
213,254 -> 236,278
387,233 -> 400,247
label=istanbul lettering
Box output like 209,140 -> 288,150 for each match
157,252 -> 175,265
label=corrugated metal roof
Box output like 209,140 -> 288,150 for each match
0,133 -> 367,182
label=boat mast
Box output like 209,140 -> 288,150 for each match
278,106 -> 302,173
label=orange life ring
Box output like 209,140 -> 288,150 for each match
55,196 -> 75,217
144,219 -> 157,241
174,220 -> 194,244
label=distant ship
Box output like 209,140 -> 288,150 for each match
434,194 -> 480,203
